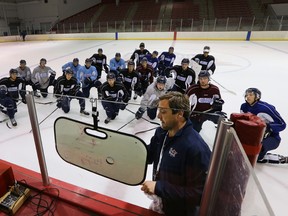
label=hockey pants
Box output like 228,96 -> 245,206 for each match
82,80 -> 102,98
258,136 -> 281,160
60,91 -> 86,113
0,97 -> 17,119
102,101 -> 120,119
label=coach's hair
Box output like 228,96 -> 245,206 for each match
158,91 -> 190,120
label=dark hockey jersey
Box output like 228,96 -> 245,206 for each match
171,65 -> 195,92
0,77 -> 25,100
54,76 -> 79,95
118,68 -> 139,92
130,49 -> 150,65
136,64 -> 154,84
90,53 -> 108,70
192,54 -> 216,74
186,83 -> 222,112
158,51 -> 176,68
100,81 -> 129,102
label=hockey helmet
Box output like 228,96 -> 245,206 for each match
141,57 -> 148,63
20,59 -> 26,64
139,42 -> 145,48
245,88 -> 261,100
181,58 -> 190,64
65,68 -> 74,75
40,58 -> 47,63
203,46 -> 210,53
169,46 -> 174,50
127,60 -> 135,66
156,76 -> 167,84
198,70 -> 210,78
85,58 -> 92,63
115,52 -> 121,57
107,73 -> 116,80
152,50 -> 158,55
9,68 -> 18,75
0,85 -> 7,94
73,58 -> 79,62
98,48 -> 103,52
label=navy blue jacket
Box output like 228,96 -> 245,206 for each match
147,120 -> 211,216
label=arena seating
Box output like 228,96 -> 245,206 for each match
171,1 -> 200,20
59,4 -> 100,24
213,0 -> 253,18
97,2 -> 133,22
132,0 -> 162,21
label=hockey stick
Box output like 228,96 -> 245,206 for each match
29,107 -> 59,133
210,77 -> 237,95
125,108 -> 160,126
191,108 -> 228,119
34,101 -> 56,105
117,117 -> 136,131
0,118 -> 9,123
135,126 -> 158,135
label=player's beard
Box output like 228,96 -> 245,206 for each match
200,82 -> 209,89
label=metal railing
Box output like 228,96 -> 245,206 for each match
6,16 -> 288,36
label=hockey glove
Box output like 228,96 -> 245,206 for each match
104,65 -> 109,74
214,111 -> 227,119
68,84 -> 80,96
212,98 -> 224,111
84,77 -> 93,85
135,107 -> 145,120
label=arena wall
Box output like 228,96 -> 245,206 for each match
0,31 -> 288,43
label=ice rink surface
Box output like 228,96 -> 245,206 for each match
0,39 -> 287,215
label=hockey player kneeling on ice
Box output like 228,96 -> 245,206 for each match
130,42 -> 150,67
89,48 -> 109,80
191,46 -> 216,75
100,73 -> 129,124
169,58 -> 196,94
31,58 -> 56,98
118,60 -> 140,101
0,69 -> 26,104
61,58 -> 81,77
16,59 -> 38,94
109,53 -> 126,77
135,57 -> 154,99
158,46 -> 176,77
135,76 -> 173,120
185,70 -> 225,132
77,58 -> 102,98
240,88 -> 287,164
145,51 -> 159,76
54,69 -> 89,115
0,85 -> 18,126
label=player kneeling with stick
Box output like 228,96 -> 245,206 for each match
186,70 -> 225,132
135,76 -> 173,120
100,73 -> 129,124
54,69 -> 89,115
